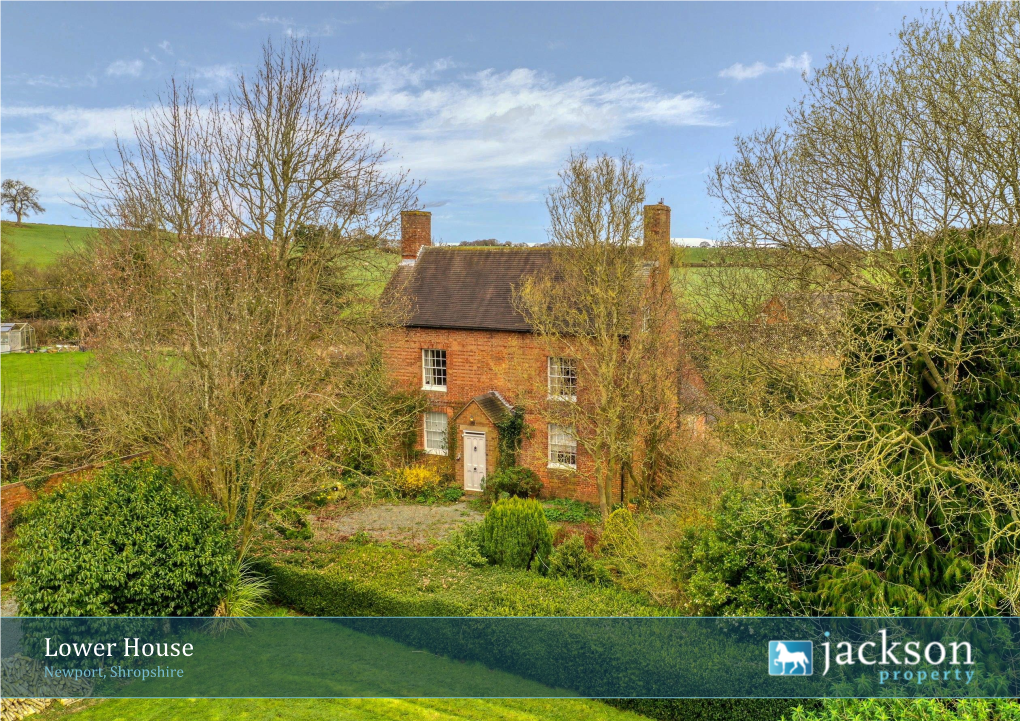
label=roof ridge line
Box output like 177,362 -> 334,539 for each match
489,390 -> 514,410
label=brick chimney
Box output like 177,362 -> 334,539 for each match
401,210 -> 431,262
643,201 -> 671,269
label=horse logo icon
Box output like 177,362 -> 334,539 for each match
769,641 -> 813,676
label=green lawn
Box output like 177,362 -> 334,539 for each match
0,351 -> 92,410
39,698 -> 646,721
1,221 -> 94,267
93,620 -> 568,699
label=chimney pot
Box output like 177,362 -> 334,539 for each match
401,210 -> 432,262
643,202 -> 671,267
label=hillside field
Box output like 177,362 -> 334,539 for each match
1,221 -> 94,267
1,221 -> 731,269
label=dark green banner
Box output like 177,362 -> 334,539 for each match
2,617 -> 1017,699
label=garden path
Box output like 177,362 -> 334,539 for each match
312,502 -> 482,545
1,585 -> 18,617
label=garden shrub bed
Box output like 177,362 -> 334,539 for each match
253,539 -> 659,617
604,699 -> 823,721
251,541 -> 803,705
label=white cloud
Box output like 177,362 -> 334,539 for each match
338,58 -> 455,93
2,60 -> 722,211
349,63 -> 722,190
188,63 -> 237,93
256,13 -> 293,27
1,105 -> 140,159
106,59 -> 144,78
158,40 -> 173,55
719,52 -> 811,81
8,73 -> 98,89
254,13 -> 346,38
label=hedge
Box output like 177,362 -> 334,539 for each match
252,542 -> 818,719
252,541 -> 656,617
787,699 -> 1020,721
605,699 -> 823,721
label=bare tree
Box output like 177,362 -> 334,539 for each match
704,2 -> 1020,615
709,3 -> 1018,299
706,1 -> 1020,422
516,151 -> 681,517
2,180 -> 45,225
73,40 -> 421,552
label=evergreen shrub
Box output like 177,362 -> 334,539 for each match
553,523 -> 600,552
672,490 -> 799,616
15,461 -> 235,616
434,522 -> 487,568
482,465 -> 543,501
480,497 -> 553,571
547,535 -> 611,586
253,541 -> 654,617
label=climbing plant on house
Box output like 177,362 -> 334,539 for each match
495,406 -> 529,470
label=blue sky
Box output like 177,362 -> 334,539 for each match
2,1 -> 938,244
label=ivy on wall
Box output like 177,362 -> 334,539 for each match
495,407 -> 530,470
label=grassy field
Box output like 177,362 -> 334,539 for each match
0,351 -> 92,410
38,699 -> 646,721
1,221 -> 94,267
678,245 -> 722,264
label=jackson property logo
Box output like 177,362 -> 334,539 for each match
769,640 -> 813,675
769,630 -> 977,685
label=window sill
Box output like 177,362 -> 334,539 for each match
422,386 -> 447,392
547,395 -> 577,403
547,462 -> 577,471
424,448 -> 448,456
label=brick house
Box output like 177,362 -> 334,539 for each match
380,204 -> 677,502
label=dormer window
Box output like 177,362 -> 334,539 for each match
422,349 -> 447,391
547,357 -> 577,401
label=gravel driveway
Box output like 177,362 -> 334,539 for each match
1,587 -> 17,617
312,502 -> 482,544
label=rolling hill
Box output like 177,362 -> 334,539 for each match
1,221 -> 94,267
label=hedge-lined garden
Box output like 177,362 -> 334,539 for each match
253,535 -> 658,618
5,6 -> 1019,721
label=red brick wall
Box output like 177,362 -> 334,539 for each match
381,327 -> 614,502
0,453 -> 148,538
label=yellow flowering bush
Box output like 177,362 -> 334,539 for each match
395,465 -> 443,498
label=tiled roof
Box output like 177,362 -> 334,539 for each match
456,391 -> 515,426
382,247 -> 555,332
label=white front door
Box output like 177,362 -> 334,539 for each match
463,431 -> 486,491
